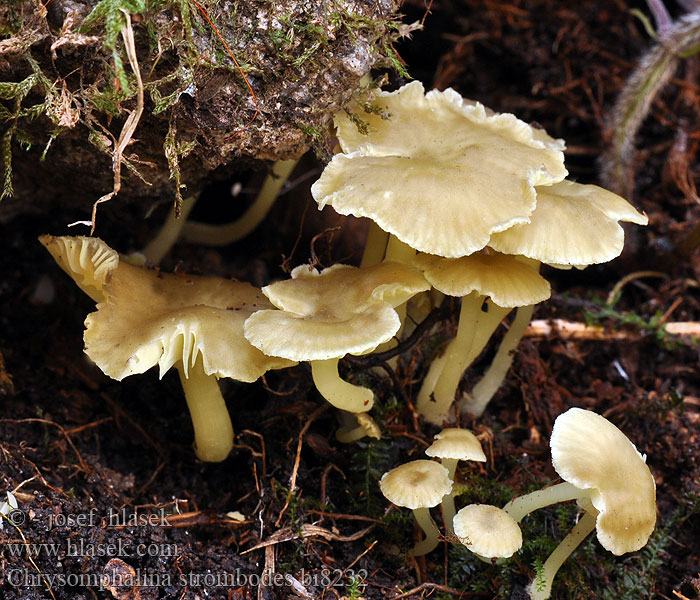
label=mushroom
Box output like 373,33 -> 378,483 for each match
501,408 -> 656,600
40,235 -> 294,462
243,261 -> 429,439
425,428 -> 487,533
414,251 -> 550,424
379,460 -> 453,556
457,180 -> 648,418
453,504 -> 522,560
311,80 -> 567,261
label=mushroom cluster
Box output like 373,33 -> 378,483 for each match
443,408 -> 656,599
312,81 -> 648,424
379,427 -> 486,555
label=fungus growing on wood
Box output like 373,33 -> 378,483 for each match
501,408 -> 656,600
311,81 -> 567,260
414,251 -> 550,424
453,504 -> 522,560
379,460 -> 453,556
40,235 -> 293,462
425,428 -> 486,533
243,261 -> 429,439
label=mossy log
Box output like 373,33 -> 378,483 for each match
0,0 -> 399,219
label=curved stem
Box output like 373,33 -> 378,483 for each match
440,458 -> 459,535
502,482 -> 586,523
310,358 -> 374,413
417,293 -> 510,425
411,506 -> 441,556
141,195 -> 198,264
461,304 -> 536,417
335,411 -> 382,443
182,159 -> 298,246
527,509 -> 598,600
361,220 -> 390,267
176,356 -> 234,462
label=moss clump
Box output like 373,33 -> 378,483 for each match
0,0 -> 403,216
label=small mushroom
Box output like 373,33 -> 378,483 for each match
501,408 -> 656,600
40,235 -> 294,462
414,251 -> 550,424
244,261 -> 428,439
379,460 -> 453,556
453,504 -> 522,560
425,428 -> 486,533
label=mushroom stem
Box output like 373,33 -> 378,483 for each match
417,293 -> 510,425
182,159 -> 298,246
526,508 -> 598,600
335,411 -> 382,443
411,506 -> 442,556
361,221 -> 390,267
176,356 -> 234,462
310,358 -> 375,413
440,457 -> 459,534
460,304 -> 536,417
141,194 -> 198,264
502,482 -> 586,523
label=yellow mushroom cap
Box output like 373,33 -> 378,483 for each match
489,180 -> 648,266
550,408 -> 656,555
379,460 -> 452,510
453,504 -> 523,558
244,262 -> 429,361
263,262 -> 429,314
425,428 -> 487,462
311,81 -> 567,258
414,252 -> 551,308
39,235 -> 119,302
81,256 -> 294,382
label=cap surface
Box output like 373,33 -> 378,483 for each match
550,407 -> 656,555
311,81 -> 567,258
426,428 -> 487,462
40,235 -> 119,302
84,260 -> 294,382
244,262 -> 428,361
453,504 -> 523,558
489,180 -> 648,266
379,460 -> 452,510
414,252 -> 551,307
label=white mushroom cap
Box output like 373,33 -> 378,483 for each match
489,180 -> 648,266
83,260 -> 294,382
39,235 -> 119,302
550,408 -> 656,555
414,252 -> 551,308
425,428 -> 487,462
312,81 -> 567,258
379,460 -> 452,510
244,262 -> 429,361
453,504 -> 523,558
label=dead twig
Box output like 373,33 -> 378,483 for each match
242,523 -> 376,554
524,319 -> 700,341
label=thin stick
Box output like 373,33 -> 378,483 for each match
524,319 -> 700,340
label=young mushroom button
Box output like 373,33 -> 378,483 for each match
453,504 -> 523,560
379,460 -> 452,556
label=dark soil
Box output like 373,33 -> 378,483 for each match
1,1 -> 700,600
